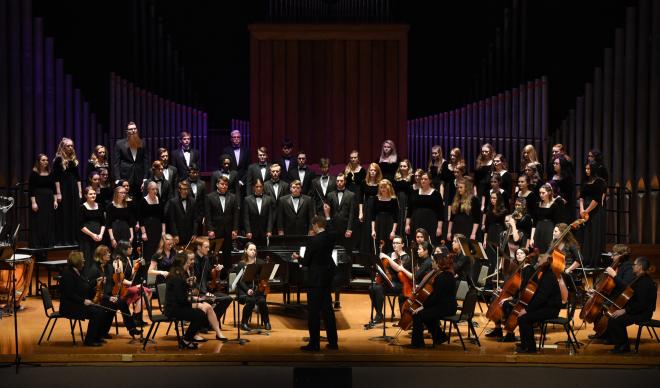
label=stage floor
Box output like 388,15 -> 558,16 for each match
1,290 -> 659,368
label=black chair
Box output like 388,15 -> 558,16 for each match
439,289 -> 481,351
634,319 -> 660,352
142,283 -> 183,350
539,292 -> 580,353
38,286 -> 84,345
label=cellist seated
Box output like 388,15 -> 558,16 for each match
364,236 -> 416,329
515,252 -> 563,353
485,248 -> 535,342
408,252 -> 457,348
605,256 -> 657,354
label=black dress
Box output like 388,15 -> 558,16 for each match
533,201 -> 563,252
498,170 -> 513,198
379,160 -> 398,182
517,190 -> 539,223
79,203 -> 105,273
359,183 -> 379,253
234,259 -> 270,325
450,196 -> 481,238
484,209 -> 507,269
97,186 -> 113,208
371,198 -> 399,254
428,160 -> 448,191
473,162 -> 493,201
151,249 -> 176,284
106,203 -> 135,243
407,190 -> 444,245
346,168 -> 366,250
28,171 -> 56,248
393,178 -> 413,236
139,197 -> 164,264
580,178 -> 607,267
552,176 -> 576,223
53,157 -> 80,245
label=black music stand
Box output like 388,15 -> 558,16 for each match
242,262 -> 277,336
225,266 -> 248,345
368,261 -> 396,342
0,224 -> 21,371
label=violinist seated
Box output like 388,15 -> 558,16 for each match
515,252 -> 563,354
485,248 -> 535,342
232,242 -> 272,331
408,252 -> 457,348
450,234 -> 479,287
192,237 -> 232,330
588,244 -> 634,341
103,242 -> 144,338
364,236 -> 411,329
59,251 -> 113,347
183,250 -> 228,341
605,256 -> 657,354
164,252 -> 207,349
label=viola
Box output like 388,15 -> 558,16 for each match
580,253 -> 626,323
111,259 -> 128,300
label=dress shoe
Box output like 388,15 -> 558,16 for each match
300,344 -> 320,351
334,301 -> 341,309
98,338 -> 108,344
102,333 -> 113,339
129,328 -> 143,338
609,344 -> 631,354
193,336 -> 208,342
264,322 -> 272,331
485,328 -> 503,338
588,333 -> 606,340
498,333 -> 517,343
216,335 -> 228,342
432,331 -> 449,345
84,342 -> 103,347
325,343 -> 339,350
240,323 -> 251,332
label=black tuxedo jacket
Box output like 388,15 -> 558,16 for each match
222,145 -> 250,180
245,162 -> 272,196
112,138 -> 149,185
210,170 -> 240,195
311,175 -> 337,214
165,195 -> 199,243
300,221 -> 337,288
264,179 -> 289,201
289,166 -> 317,195
170,148 -> 200,182
278,157 -> 295,182
183,178 -> 206,219
326,189 -> 356,234
277,194 -> 315,235
243,194 -> 275,245
205,191 -> 240,236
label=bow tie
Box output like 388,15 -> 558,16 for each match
299,167 -> 307,171
218,193 -> 226,197
259,163 -> 267,167
255,194 -> 263,198
321,176 -> 329,180
337,190 -> 345,193
233,146 -> 241,150
183,148 -> 190,152
292,195 -> 300,199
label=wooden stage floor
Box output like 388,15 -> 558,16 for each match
1,290 -> 660,368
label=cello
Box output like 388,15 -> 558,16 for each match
580,252 -> 627,323
375,240 -> 395,285
397,268 -> 442,331
592,277 -> 640,336
486,249 -> 538,323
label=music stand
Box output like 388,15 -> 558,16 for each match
366,253 -> 396,342
244,262 -> 277,336
209,237 -> 225,257
225,266 -> 248,345
0,224 -> 21,371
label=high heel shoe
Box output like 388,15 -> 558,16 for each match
181,339 -> 199,350
216,335 -> 228,342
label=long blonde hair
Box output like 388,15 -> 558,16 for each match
395,159 -> 413,182
377,179 -> 396,200
55,137 -> 79,169
451,177 -> 474,215
475,143 -> 495,168
344,150 -> 361,175
379,140 -> 397,163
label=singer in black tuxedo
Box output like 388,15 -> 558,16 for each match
245,147 -> 272,196
326,173 -> 356,250
243,179 -> 276,247
171,148 -> 199,183
221,130 -> 250,181
205,176 -> 239,264
166,181 -> 199,245
311,172 -> 337,215
112,122 -> 149,197
294,206 -> 338,351
288,152 -> 316,195
277,181 -> 315,236
211,155 -> 240,195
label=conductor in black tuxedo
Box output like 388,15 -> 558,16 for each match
277,180 -> 315,236
205,175 -> 239,264
292,205 -> 339,351
311,158 -> 337,215
166,181 -> 198,246
326,172 -> 356,250
244,179 -> 275,246
288,151 -> 316,195
112,121 -> 150,198
221,130 -> 250,182
171,131 -> 199,182
245,146 -> 272,196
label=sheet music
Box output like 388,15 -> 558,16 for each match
269,263 -> 280,280
332,249 -> 338,265
299,246 -> 306,258
231,267 -> 245,292
375,265 -> 394,288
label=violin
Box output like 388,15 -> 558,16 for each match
580,253 -> 626,323
111,258 -> 128,300
207,251 -> 223,293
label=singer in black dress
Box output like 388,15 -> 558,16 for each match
447,178 -> 481,241
378,140 -> 399,181
393,160 -> 414,237
79,187 -> 106,272
482,192 -> 508,270
371,180 -> 399,254
106,186 -> 135,249
359,163 -> 381,254
406,172 -> 444,245
28,155 -> 57,248
531,184 -> 564,253
139,182 -> 166,263
53,138 -> 82,245
579,161 -> 608,267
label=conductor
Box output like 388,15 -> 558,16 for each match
292,204 -> 339,351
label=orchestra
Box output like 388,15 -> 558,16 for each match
20,127 -> 657,355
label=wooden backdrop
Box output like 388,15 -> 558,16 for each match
249,24 -> 408,164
